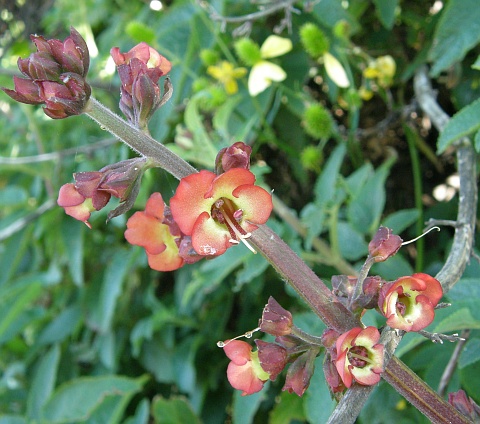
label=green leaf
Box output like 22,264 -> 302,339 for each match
373,0 -> 398,29
37,304 -> 82,345
313,143 -> 347,204
347,158 -> 393,234
232,386 -> 266,424
87,248 -> 136,333
60,219 -> 84,286
123,398 -> 149,424
337,221 -> 368,261
41,375 -> 147,423
27,344 -> 61,420
125,21 -> 155,44
433,308 -> 480,334
437,98 -> 480,153
151,396 -> 201,424
381,209 -> 420,234
0,278 -> 43,344
304,357 -> 336,423
459,338 -> 480,369
0,417 -> 27,424
0,186 -> 28,207
269,390 -> 306,424
428,0 -> 480,76
474,129 -> 480,152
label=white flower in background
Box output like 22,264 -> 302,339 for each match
323,52 -> 350,88
248,35 -> 292,96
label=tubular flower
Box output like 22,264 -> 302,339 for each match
124,192 -> 184,272
170,168 -> 273,257
1,27 -> 91,118
335,326 -> 384,388
378,273 -> 443,332
223,340 -> 270,396
111,43 -> 172,129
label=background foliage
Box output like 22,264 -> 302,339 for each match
0,0 -> 479,422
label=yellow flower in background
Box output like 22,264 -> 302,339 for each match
248,35 -> 292,96
363,55 -> 396,87
207,61 -> 247,95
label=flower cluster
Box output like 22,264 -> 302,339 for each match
111,42 -> 172,129
124,141 -> 272,269
1,27 -> 90,118
57,158 -> 149,228
223,297 -> 321,397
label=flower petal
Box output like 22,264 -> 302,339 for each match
223,340 -> 252,364
323,52 -> 350,88
248,61 -> 286,96
227,362 -> 264,396
170,170 -> 217,235
260,35 -> 292,59
191,211 -> 230,256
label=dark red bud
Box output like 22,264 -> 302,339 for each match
259,296 -> 293,336
215,141 -> 252,174
368,226 -> 403,262
255,340 -> 288,381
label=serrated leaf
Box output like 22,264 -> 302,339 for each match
373,0 -> 398,29
41,375 -> 147,423
428,0 -> 480,76
437,98 -> 480,153
459,338 -> 480,369
152,396 -> 201,424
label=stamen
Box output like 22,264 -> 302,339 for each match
217,327 -> 261,348
402,226 -> 440,246
222,211 -> 257,254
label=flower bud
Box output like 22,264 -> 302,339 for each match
368,226 -> 403,262
259,296 -> 293,336
215,141 -> 252,175
111,43 -> 172,129
255,340 -> 288,381
282,348 -> 319,396
448,390 -> 480,422
1,27 -> 91,119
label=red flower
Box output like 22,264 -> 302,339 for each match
110,43 -> 172,129
124,193 -> 184,272
57,183 -> 97,229
378,273 -> 443,332
1,27 -> 91,119
223,340 -> 269,396
170,169 -> 272,256
335,326 -> 384,388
